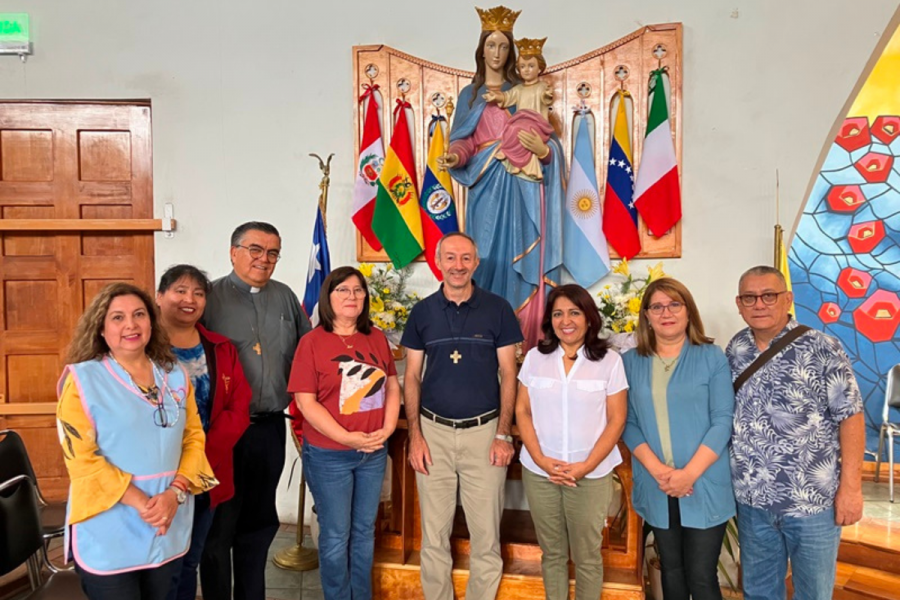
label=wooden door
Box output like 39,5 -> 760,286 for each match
0,101 -> 157,500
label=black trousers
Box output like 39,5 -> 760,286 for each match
76,558 -> 182,600
200,415 -> 286,600
651,496 -> 727,600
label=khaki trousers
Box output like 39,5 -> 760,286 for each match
417,417 -> 507,600
522,468 -> 613,600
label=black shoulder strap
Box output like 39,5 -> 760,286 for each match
733,325 -> 811,393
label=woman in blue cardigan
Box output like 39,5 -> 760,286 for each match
622,278 -> 735,600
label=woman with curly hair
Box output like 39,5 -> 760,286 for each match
57,282 -> 217,599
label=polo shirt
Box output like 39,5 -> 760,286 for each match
401,282 -> 523,419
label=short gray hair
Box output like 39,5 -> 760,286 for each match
738,265 -> 786,291
435,232 -> 479,261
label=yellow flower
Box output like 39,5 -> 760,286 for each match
383,287 -> 391,295
624,321 -> 635,333
647,262 -> 666,282
611,322 -> 622,333
358,263 -> 374,278
628,297 -> 642,315
613,260 -> 630,276
370,296 -> 385,312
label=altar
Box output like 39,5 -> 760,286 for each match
371,411 -> 646,599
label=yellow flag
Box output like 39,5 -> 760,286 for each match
778,238 -> 796,315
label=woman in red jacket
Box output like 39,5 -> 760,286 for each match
156,264 -> 252,600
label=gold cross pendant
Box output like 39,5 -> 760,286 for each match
253,342 -> 261,355
450,350 -> 462,364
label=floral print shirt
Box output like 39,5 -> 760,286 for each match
726,319 -> 862,516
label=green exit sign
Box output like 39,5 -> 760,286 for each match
0,13 -> 30,54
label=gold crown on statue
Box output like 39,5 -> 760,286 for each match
476,6 -> 521,32
515,37 -> 546,57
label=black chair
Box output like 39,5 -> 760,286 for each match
875,364 -> 900,502
0,475 -> 86,599
0,430 -> 67,562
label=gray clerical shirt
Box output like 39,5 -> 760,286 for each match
202,271 -> 310,414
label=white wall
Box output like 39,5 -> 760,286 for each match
3,0 -> 897,523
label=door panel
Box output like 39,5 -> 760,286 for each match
0,102 -> 155,501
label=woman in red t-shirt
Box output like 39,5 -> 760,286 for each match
288,266 -> 400,600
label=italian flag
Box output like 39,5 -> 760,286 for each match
352,89 -> 385,251
371,100 -> 424,268
634,69 -> 682,237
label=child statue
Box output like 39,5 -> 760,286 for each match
483,37 -> 555,181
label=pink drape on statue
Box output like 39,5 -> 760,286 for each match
498,109 -> 554,170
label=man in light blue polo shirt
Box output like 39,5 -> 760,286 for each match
402,232 -> 523,600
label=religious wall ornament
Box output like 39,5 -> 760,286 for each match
353,11 -> 682,271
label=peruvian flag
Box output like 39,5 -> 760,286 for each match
352,86 -> 385,250
634,69 -> 682,237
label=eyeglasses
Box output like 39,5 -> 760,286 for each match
647,302 -> 684,316
235,244 -> 281,263
737,291 -> 788,307
333,286 -> 366,298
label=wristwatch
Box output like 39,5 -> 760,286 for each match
495,434 -> 513,443
169,485 -> 188,505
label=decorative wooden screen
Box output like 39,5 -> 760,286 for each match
354,22 -> 683,263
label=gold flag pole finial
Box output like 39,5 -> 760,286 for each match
309,153 -> 334,231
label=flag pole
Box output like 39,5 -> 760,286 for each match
309,153 -> 334,231
774,169 -> 782,267
273,152 -> 334,573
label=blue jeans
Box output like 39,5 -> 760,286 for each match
167,492 -> 215,600
737,502 -> 842,600
303,441 -> 387,600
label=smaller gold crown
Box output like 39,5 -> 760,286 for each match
476,6 -> 521,32
515,37 -> 546,58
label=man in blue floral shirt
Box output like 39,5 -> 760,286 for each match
726,266 -> 864,600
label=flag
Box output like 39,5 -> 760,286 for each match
352,86 -> 385,250
563,116 -> 611,286
302,205 -> 331,326
603,91 -> 641,259
419,115 -> 459,279
372,100 -> 424,268
634,69 -> 682,237
777,234 -> 796,315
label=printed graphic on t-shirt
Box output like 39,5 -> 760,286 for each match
333,352 -> 386,415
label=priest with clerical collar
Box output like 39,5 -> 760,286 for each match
200,221 -> 311,600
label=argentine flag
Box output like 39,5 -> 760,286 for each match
563,117 -> 611,287
302,205 -> 331,326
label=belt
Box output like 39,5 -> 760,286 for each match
250,411 -> 290,424
420,407 -> 499,429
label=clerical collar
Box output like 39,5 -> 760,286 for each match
228,271 -> 263,294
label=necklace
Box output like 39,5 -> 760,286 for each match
657,355 -> 679,373
443,302 -> 472,365
108,354 -> 183,427
335,330 -> 357,350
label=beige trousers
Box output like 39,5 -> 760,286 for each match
417,417 -> 507,600
522,468 -> 613,600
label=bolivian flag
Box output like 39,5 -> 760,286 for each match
372,100 -> 424,268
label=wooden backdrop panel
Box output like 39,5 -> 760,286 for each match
355,23 -> 682,263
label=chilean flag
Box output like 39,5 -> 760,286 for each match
419,115 -> 459,279
302,205 -> 331,325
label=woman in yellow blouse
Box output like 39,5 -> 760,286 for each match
57,282 -> 217,600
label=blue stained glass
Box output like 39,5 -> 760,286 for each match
790,116 -> 900,456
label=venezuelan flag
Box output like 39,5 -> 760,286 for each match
603,90 -> 641,259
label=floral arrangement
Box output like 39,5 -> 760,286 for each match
596,260 -> 667,334
358,263 -> 419,342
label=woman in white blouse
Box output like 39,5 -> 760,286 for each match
516,284 -> 628,600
